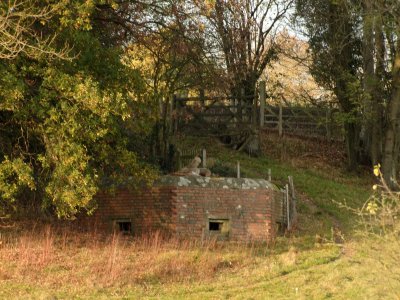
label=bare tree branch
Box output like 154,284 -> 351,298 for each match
0,0 -> 72,60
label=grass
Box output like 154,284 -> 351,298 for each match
0,227 -> 344,299
175,133 -> 370,234
0,227 -> 340,299
1,133 -> 398,299
1,233 -> 396,299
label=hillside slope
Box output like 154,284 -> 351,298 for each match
1,135 -> 398,299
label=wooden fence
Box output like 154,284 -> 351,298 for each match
282,176 -> 297,231
172,94 -> 256,136
169,81 -> 343,141
262,104 -> 343,140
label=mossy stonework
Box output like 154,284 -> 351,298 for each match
87,176 -> 282,241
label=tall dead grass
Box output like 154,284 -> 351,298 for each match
0,224 -> 273,288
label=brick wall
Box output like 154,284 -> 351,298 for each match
86,176 -> 281,241
174,187 -> 276,241
90,187 -> 176,235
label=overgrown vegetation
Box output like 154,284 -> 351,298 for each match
1,0 -> 400,298
0,135 -> 397,299
0,224 -> 343,299
295,0 -> 400,185
2,0 -> 400,219
0,1 -> 158,218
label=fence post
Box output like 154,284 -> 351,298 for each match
288,175 -> 297,225
239,88 -> 244,122
285,184 -> 290,230
268,168 -> 272,181
169,95 -> 175,134
288,176 -> 295,199
200,89 -> 205,107
259,81 -> 266,128
237,161 -> 240,178
278,104 -> 283,137
326,106 -> 332,141
231,92 -> 237,125
174,95 -> 180,134
202,149 -> 207,168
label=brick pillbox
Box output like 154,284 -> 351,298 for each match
83,175 -> 283,241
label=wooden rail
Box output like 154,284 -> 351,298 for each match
169,81 -> 343,141
263,104 -> 343,140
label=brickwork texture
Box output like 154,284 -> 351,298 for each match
86,176 -> 280,241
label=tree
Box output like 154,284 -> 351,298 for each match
379,0 -> 400,188
264,33 -> 334,106
194,0 -> 293,102
295,0 -> 363,170
382,36 -> 400,188
296,0 -> 400,186
0,0 -> 157,218
0,0 -> 70,60
358,0 -> 392,170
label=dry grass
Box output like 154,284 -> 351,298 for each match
3,229 -> 394,300
0,136 -> 380,298
0,224 -> 279,291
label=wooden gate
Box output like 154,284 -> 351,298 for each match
172,94 -> 258,137
165,82 -> 343,144
263,104 -> 343,140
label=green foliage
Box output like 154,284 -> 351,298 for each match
0,157 -> 35,206
295,0 -> 365,169
0,0 -> 158,218
296,0 -> 362,85
0,138 -> 389,299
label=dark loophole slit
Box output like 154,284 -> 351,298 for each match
117,221 -> 132,234
209,221 -> 222,231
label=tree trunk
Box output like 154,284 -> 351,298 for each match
344,122 -> 360,170
335,76 -> 360,170
231,77 -> 257,121
382,38 -> 400,188
361,0 -> 375,164
371,15 -> 385,166
362,0 -> 383,166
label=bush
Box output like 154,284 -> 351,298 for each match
361,165 -> 400,235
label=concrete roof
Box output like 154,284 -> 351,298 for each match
155,175 -> 279,190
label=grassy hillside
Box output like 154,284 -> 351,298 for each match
1,134 -> 398,299
177,134 -> 371,235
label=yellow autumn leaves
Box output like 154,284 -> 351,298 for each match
365,164 -> 381,215
373,164 -> 381,177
